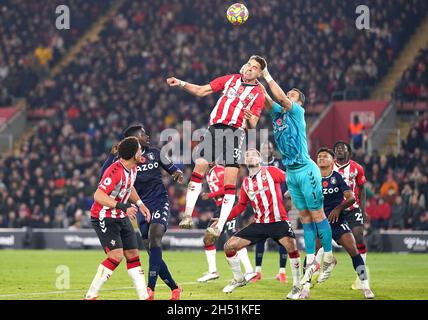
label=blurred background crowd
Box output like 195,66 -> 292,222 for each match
0,0 -> 427,231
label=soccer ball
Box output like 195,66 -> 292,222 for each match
226,3 -> 249,26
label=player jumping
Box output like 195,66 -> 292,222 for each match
197,162 -> 256,283
333,141 -> 369,290
314,148 -> 374,299
166,55 -> 266,241
251,141 -> 289,283
222,149 -> 301,299
259,66 -> 335,299
100,125 -> 184,300
85,137 -> 151,300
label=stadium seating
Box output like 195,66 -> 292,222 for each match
1,0 -> 428,230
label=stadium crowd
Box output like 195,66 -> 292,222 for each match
0,0 -> 428,230
0,0 -> 112,105
395,44 -> 428,102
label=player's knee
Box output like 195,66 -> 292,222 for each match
299,210 -> 312,223
124,249 -> 139,260
108,250 -> 124,262
224,238 -> 237,254
194,158 -> 209,173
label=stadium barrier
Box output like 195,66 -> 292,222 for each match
0,228 -> 427,253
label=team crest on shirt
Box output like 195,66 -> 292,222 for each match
330,176 -> 337,185
227,88 -> 238,99
110,240 -> 116,246
147,153 -> 155,161
248,93 -> 254,100
262,175 -> 267,181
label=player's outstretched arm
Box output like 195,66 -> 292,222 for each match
262,67 -> 292,111
166,77 -> 213,97
257,80 -> 275,112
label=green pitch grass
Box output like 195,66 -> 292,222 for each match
0,250 -> 427,300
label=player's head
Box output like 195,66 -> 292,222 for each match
242,55 -> 267,81
261,141 -> 274,159
123,124 -> 150,148
333,140 -> 352,162
317,147 -> 335,168
245,148 -> 262,168
118,136 -> 141,163
287,88 -> 305,106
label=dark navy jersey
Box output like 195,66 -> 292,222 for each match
100,147 -> 179,209
262,157 -> 287,194
322,170 -> 350,216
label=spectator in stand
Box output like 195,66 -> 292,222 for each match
368,197 -> 392,230
348,115 -> 364,150
415,211 -> 428,230
406,193 -> 425,229
390,196 -> 406,230
405,128 -> 422,154
380,172 -> 399,205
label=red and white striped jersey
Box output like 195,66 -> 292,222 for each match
239,166 -> 289,223
209,74 -> 265,129
91,160 -> 137,219
206,164 -> 225,207
333,160 -> 367,211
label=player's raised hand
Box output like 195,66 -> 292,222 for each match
166,77 -> 181,87
139,203 -> 151,223
261,64 -> 273,83
172,170 -> 184,184
126,204 -> 138,220
111,143 -> 118,156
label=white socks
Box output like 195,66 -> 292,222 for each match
205,247 -> 217,273
315,247 -> 324,264
237,247 -> 254,274
217,194 -> 236,232
184,172 -> 204,217
289,257 -> 301,287
306,253 -> 315,265
85,264 -> 113,298
226,253 -> 243,281
128,267 -> 149,300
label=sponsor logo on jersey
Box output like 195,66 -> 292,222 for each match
247,186 -> 269,201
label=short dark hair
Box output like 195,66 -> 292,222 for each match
118,137 -> 140,160
249,55 -> 267,70
317,147 -> 335,158
122,124 -> 144,138
333,140 -> 352,155
291,88 -> 305,106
